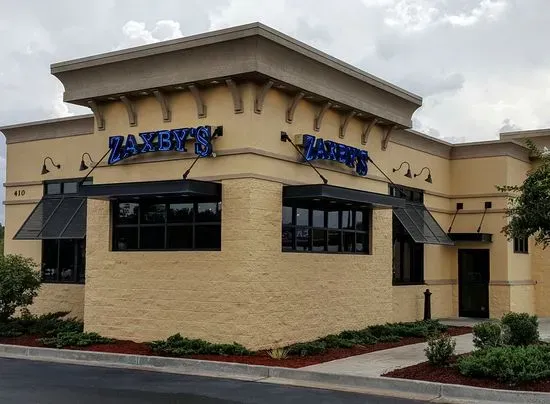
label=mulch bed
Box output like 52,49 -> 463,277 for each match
0,326 -> 472,369
384,356 -> 550,393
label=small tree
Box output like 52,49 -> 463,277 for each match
0,255 -> 41,322
498,140 -> 550,247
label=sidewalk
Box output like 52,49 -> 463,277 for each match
301,333 -> 474,377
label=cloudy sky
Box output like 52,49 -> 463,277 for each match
0,0 -> 548,220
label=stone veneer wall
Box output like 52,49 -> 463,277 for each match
31,284 -> 85,319
83,178 -> 394,349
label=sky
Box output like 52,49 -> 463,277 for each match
0,0 -> 549,220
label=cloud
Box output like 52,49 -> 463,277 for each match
116,20 -> 184,49
499,118 -> 522,133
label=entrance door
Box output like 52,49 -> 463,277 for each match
458,249 -> 490,318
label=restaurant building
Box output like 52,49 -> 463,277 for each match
1,23 -> 548,349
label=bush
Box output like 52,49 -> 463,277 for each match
0,311 -> 83,338
268,347 -> 290,359
425,333 -> 456,366
369,320 -> 447,339
39,331 -> 113,348
458,345 -> 550,384
473,321 -> 504,350
0,255 -> 41,321
149,333 -> 250,356
501,312 -> 539,346
287,341 -> 327,357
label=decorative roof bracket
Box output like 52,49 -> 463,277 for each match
153,90 -> 171,122
339,111 -> 356,139
361,118 -> 378,145
225,79 -> 243,114
286,92 -> 305,123
119,96 -> 137,126
188,84 -> 207,118
382,124 -> 396,150
314,102 -> 332,132
87,100 -> 105,131
254,80 -> 274,114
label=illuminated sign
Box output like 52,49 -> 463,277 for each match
107,126 -> 219,165
302,134 -> 369,176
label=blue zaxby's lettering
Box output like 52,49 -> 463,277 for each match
302,134 -> 369,176
108,126 -> 214,165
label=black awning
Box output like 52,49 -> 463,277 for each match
14,197 -> 87,240
80,179 -> 221,200
394,203 -> 454,245
448,233 -> 492,243
283,184 -> 406,208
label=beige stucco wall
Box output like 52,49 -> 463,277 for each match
85,179 -> 394,349
3,82 -> 545,345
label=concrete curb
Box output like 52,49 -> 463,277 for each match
1,344 -> 549,403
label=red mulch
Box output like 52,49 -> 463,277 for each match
0,326 -> 472,369
384,356 -> 550,393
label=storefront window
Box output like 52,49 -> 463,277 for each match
112,198 -> 221,251
282,205 -> 371,254
41,239 -> 85,284
390,184 -> 424,285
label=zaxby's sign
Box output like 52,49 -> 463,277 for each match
107,126 -> 218,165
301,134 -> 369,176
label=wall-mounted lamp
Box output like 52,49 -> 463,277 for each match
414,167 -> 433,183
41,157 -> 61,175
392,161 -> 412,178
79,152 -> 95,171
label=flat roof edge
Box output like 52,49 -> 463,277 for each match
0,114 -> 94,131
50,22 -> 422,105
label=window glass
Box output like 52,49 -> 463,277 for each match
328,231 -> 340,252
295,228 -> 310,251
282,227 -> 294,251
342,210 -> 353,230
115,227 -> 138,250
168,203 -> 194,223
312,229 -> 325,252
42,240 -> 58,282
197,202 -> 220,222
282,206 -> 293,225
140,226 -> 165,249
195,225 -> 221,249
312,210 -> 324,228
59,240 -> 76,282
343,232 -> 355,252
63,182 -> 78,194
46,183 -> 62,195
296,208 -> 309,226
356,233 -> 367,253
117,203 -> 139,224
355,211 -> 364,231
167,226 -> 193,249
141,202 -> 166,224
77,240 -> 86,283
327,211 -> 339,229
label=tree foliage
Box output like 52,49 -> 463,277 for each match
0,254 -> 41,321
498,139 -> 550,248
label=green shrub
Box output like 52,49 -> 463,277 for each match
337,329 -> 377,345
425,333 -> 456,366
39,331 -> 113,348
287,341 -> 327,357
0,255 -> 41,321
149,333 -> 250,356
473,321 -> 503,350
0,321 -> 25,337
369,320 -> 447,339
501,312 -> 539,346
458,345 -> 550,384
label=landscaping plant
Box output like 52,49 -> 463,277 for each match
458,344 -> 550,385
500,312 -> 539,346
0,254 -> 41,322
424,333 -> 456,366
39,331 -> 114,348
267,347 -> 291,360
149,333 -> 251,356
472,321 -> 504,350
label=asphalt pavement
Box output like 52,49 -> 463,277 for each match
0,357 -> 427,404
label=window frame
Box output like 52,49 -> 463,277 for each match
41,238 -> 86,284
111,197 -> 222,252
389,184 -> 425,285
513,237 -> 529,254
43,177 -> 93,197
282,205 -> 372,254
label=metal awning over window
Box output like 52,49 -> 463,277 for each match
394,202 -> 454,245
14,197 -> 87,240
